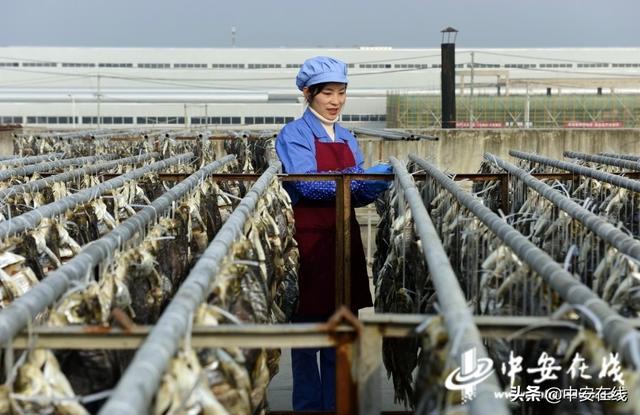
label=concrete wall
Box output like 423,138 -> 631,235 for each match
3,128 -> 639,173
359,129 -> 640,173
0,128 -> 17,156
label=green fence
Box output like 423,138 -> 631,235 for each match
387,93 -> 640,128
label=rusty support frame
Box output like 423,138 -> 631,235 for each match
335,176 -> 346,309
499,173 -> 510,213
12,315 -> 637,350
327,308 -> 362,415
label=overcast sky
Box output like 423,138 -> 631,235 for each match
2,0 -> 639,49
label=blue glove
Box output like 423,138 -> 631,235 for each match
352,163 -> 392,206
365,163 -> 392,192
365,163 -> 393,175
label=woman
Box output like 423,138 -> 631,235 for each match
275,56 -> 391,411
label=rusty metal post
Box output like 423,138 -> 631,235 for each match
335,176 -> 345,309
328,307 -> 361,415
499,174 -> 510,213
336,336 -> 356,414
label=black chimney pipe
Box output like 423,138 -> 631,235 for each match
441,27 -> 458,129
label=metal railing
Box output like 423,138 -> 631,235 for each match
0,154 -> 235,348
389,157 -> 507,415
0,153 -> 193,239
387,93 -> 640,128
100,161 -> 280,415
410,154 -> 640,369
0,152 -> 159,201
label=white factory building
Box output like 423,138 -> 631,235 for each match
0,46 -> 639,128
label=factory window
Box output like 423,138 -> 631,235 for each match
264,116 -> 275,124
348,64 -> 355,68
432,64 -> 441,68
539,63 -> 573,68
285,116 -> 294,122
612,63 -> 640,68
275,116 -> 285,124
0,116 -> 22,124
247,63 -> 281,69
136,117 -> 146,124
285,64 -> 301,68
62,62 -> 95,67
469,63 -> 500,68
23,62 -> 57,67
123,117 -> 133,124
220,117 -> 230,124
155,117 -> 167,124
113,117 -> 123,124
394,64 -> 429,69
27,116 -> 36,123
231,116 -> 241,124
47,116 -> 58,124
504,63 -> 537,69
577,63 -> 609,68
36,116 -> 46,124
359,64 -> 392,69
211,63 -> 245,69
342,114 -> 386,122
0,62 -> 19,67
170,117 -> 180,123
245,117 -> 254,124
253,116 -> 265,124
190,117 -> 201,124
208,117 -> 219,124
102,117 -> 113,124
174,63 -> 208,68
138,63 -> 171,69
98,63 -> 133,68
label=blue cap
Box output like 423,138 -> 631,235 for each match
296,56 -> 348,91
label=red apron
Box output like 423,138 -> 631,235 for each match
293,137 -> 373,318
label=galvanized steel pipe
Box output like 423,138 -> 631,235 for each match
0,152 -> 160,201
600,152 -> 640,162
0,153 -> 194,239
510,150 -> 640,193
390,157 -> 508,415
0,152 -> 64,167
485,153 -> 640,260
410,154 -> 640,369
563,151 -> 640,171
0,153 -> 119,182
99,161 -> 281,415
0,154 -> 235,349
351,126 -> 413,140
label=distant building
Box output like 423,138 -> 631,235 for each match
0,46 -> 639,128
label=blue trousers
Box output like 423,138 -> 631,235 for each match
291,347 -> 336,411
